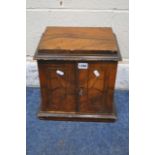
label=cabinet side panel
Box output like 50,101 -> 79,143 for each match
105,62 -> 118,112
108,62 -> 118,89
38,61 -> 49,110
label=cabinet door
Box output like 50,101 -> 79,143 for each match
78,63 -> 108,113
38,62 -> 77,112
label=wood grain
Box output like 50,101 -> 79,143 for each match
38,27 -> 118,53
35,27 -> 121,122
38,61 -> 117,121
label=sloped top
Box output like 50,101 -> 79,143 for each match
34,27 -> 121,61
38,27 -> 118,53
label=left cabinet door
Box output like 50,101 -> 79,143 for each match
38,61 -> 77,112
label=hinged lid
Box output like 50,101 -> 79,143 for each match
34,27 -> 121,61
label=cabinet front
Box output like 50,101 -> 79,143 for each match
38,61 -> 117,114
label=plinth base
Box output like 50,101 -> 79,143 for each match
38,110 -> 117,122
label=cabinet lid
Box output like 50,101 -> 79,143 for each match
34,27 -> 121,61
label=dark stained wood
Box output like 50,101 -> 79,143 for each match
38,110 -> 117,122
35,27 -> 121,122
34,27 -> 121,61
34,52 -> 121,61
79,63 -> 106,113
38,61 -> 77,112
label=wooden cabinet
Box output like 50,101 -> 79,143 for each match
34,27 -> 121,122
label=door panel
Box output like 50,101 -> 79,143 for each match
42,63 -> 76,112
78,63 -> 108,113
38,61 -> 117,114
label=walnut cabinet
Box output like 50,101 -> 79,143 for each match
34,27 -> 121,122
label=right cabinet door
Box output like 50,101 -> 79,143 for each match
78,62 -> 117,114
